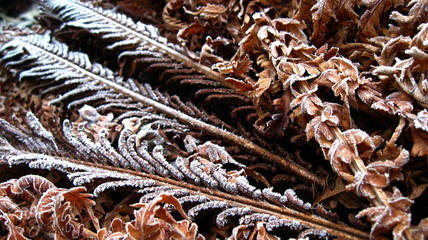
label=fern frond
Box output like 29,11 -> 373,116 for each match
40,0 -> 232,89
0,32 -> 322,184
0,109 -> 369,239
0,29 -> 373,238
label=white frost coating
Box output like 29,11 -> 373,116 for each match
303,202 -> 312,211
190,158 -> 218,189
235,176 -> 261,199
176,157 -> 201,185
7,153 -> 139,186
212,168 -> 238,194
284,189 -> 303,205
26,112 -> 57,148
239,213 -> 273,225
118,128 -> 143,172
178,195 -> 210,205
187,201 -> 229,220
78,105 -> 101,123
72,171 -> 139,186
262,188 -> 283,204
152,145 -> 184,180
216,207 -> 253,227
415,109 -> 428,131
137,185 -> 172,195
93,179 -> 156,197
8,153 -> 52,166
319,229 -> 328,237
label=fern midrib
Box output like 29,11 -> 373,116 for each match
19,150 -> 368,240
18,38 -> 323,184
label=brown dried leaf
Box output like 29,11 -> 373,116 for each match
371,92 -> 414,118
184,4 -> 228,20
272,18 -> 308,43
309,1 -> 332,42
314,176 -> 347,205
0,199 -> 30,240
97,218 -> 128,240
356,77 -> 384,106
328,129 -> 377,182
228,223 -> 280,240
408,183 -> 428,200
407,218 -> 428,239
251,68 -> 274,99
375,34 -> 428,108
290,81 -> 323,117
356,188 -> 413,239
306,104 -> 341,149
225,77 -> 256,92
319,57 -> 360,106
0,175 -> 54,205
36,186 -> 97,239
390,0 -> 428,35
352,169 -> 388,199
294,0 -> 316,21
127,193 -> 203,240
200,36 -> 226,65
310,0 -> 338,44
374,36 -> 411,66
262,92 -> 292,138
410,126 -> 428,157
372,146 -> 409,182
253,222 -> 280,240
234,24 -> 260,59
213,54 -> 253,77
178,17 -> 209,48
411,23 -> 428,49
0,176 -> 97,239
358,0 -> 404,41
405,46 -> 428,73
310,0 -> 360,44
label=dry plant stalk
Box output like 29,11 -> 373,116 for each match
0,0 -> 427,239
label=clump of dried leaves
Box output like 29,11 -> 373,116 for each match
0,0 -> 427,239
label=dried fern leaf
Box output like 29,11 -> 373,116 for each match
38,0 -> 281,154
0,32 -> 321,184
38,0 -> 264,130
0,108 -> 369,239
0,29 -> 369,238
245,8 -> 420,238
39,0 -> 234,90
